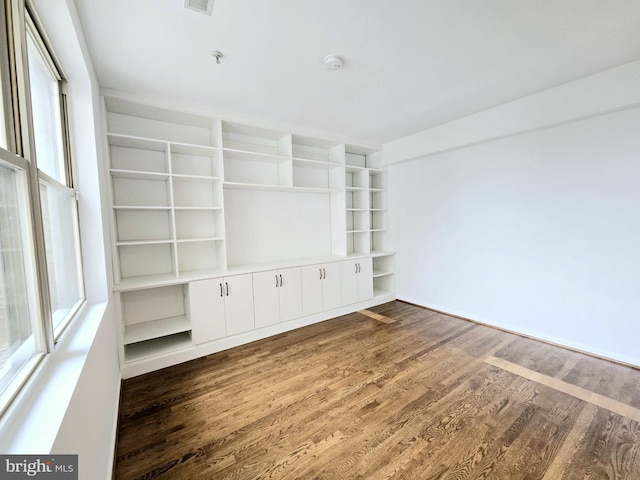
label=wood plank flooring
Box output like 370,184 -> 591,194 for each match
115,301 -> 640,479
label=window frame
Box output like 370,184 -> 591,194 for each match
0,0 -> 86,416
24,4 -> 84,340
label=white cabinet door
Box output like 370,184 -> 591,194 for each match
254,267 -> 302,327
189,278 -> 226,345
253,270 -> 281,328
341,260 -> 359,306
224,274 -> 255,336
322,262 -> 342,311
340,258 -> 374,306
357,257 -> 374,302
279,267 -> 302,322
301,262 -> 342,315
301,265 -> 324,316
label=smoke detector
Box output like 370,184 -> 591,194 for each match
184,0 -> 214,15
324,54 -> 343,70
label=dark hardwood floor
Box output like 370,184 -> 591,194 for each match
115,301 -> 640,479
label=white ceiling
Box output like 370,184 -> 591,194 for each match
73,0 -> 640,146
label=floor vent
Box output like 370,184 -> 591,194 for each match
184,0 -> 214,15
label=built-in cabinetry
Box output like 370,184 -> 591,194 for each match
104,96 -> 395,377
300,262 -> 342,316
189,274 -> 255,343
344,149 -> 389,256
341,258 -> 374,305
253,268 -> 302,328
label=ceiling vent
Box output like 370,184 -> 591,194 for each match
184,0 -> 214,15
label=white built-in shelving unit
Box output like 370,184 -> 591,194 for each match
103,96 -> 395,377
343,148 -> 394,297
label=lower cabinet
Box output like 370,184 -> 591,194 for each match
125,257 -> 379,366
253,267 -> 302,328
341,257 -> 374,305
189,279 -> 226,344
300,262 -> 342,316
190,273 -> 254,344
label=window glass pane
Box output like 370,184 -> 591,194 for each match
39,182 -> 82,334
0,163 -> 39,402
26,31 -> 65,183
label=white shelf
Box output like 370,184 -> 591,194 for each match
114,209 -> 171,243
292,158 -> 341,170
223,148 -> 289,163
124,332 -> 193,363
110,169 -> 169,180
112,175 -> 171,208
223,182 -> 334,193
113,205 -> 171,211
106,97 -> 217,147
121,255 -> 351,281
169,142 -> 217,153
373,269 -> 393,278
370,250 -> 394,257
173,179 -> 220,208
116,239 -> 173,246
226,254 -> 348,275
175,209 -> 221,239
373,288 -> 395,299
124,315 -> 191,345
176,237 -> 224,243
291,135 -> 341,163
174,206 -> 223,211
222,121 -> 289,156
108,132 -> 218,153
107,133 -> 167,152
114,269 -> 227,291
171,174 -> 221,182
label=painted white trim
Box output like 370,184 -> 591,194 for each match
383,61 -> 640,165
104,377 -> 121,480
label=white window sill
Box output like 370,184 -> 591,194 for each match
0,301 -> 110,453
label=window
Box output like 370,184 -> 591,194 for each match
26,14 -> 83,336
26,23 -> 65,182
0,157 -> 42,409
0,1 -> 84,413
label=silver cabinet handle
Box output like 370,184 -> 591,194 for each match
280,274 -> 283,287
323,268 -> 326,279
225,282 -> 229,296
276,274 -> 279,287
319,268 -> 323,280
355,263 -> 358,273
220,283 -> 223,297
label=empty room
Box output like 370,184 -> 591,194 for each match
0,0 -> 639,479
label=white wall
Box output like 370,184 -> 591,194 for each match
387,64 -> 640,367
